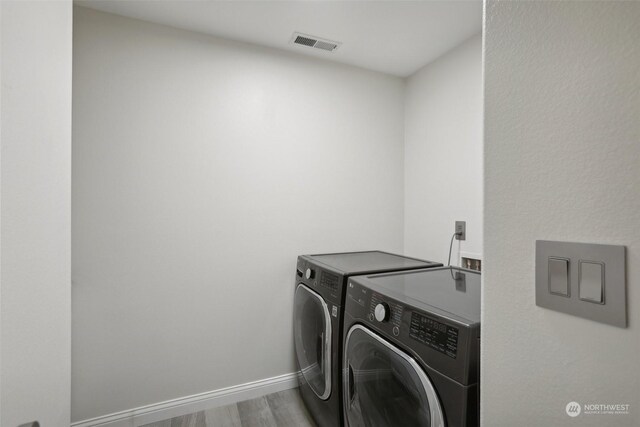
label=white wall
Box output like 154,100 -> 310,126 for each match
404,35 -> 483,265
484,2 -> 639,426
72,7 -> 405,421
1,1 -> 73,426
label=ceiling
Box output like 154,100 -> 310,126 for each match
76,0 -> 482,77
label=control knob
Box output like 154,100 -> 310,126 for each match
305,268 -> 315,280
374,302 -> 390,322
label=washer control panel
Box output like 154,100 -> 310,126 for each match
369,292 -> 403,329
345,277 -> 480,386
410,312 -> 459,359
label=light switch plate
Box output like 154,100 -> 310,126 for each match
535,240 -> 626,328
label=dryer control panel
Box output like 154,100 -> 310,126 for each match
296,258 -> 344,306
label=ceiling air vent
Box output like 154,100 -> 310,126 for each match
291,32 -> 340,52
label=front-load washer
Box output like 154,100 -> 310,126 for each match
343,266 -> 481,427
293,251 -> 442,427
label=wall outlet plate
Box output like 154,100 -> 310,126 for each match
455,221 -> 466,240
461,257 -> 481,271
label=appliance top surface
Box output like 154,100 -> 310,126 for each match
305,251 -> 440,275
356,266 -> 481,324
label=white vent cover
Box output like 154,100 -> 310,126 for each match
291,32 -> 340,52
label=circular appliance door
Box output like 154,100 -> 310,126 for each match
343,325 -> 445,427
293,284 -> 332,400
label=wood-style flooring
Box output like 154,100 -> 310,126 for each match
141,388 -> 317,427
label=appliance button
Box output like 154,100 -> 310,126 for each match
374,302 -> 390,322
305,268 -> 315,280
393,326 -> 400,336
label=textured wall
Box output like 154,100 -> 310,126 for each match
1,1 -> 72,426
483,1 -> 639,426
404,34 -> 483,265
72,7 -> 406,421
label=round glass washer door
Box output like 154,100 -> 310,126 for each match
293,284 -> 332,400
343,324 -> 445,427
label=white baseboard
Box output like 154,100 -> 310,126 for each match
71,372 -> 301,427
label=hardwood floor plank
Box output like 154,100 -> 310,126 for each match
140,420 -> 171,427
237,396 -> 277,427
140,388 -> 314,427
204,403 -> 242,427
169,411 -> 206,427
265,389 -> 316,427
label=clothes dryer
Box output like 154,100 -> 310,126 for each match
343,267 -> 480,427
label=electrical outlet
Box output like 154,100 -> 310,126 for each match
455,221 -> 466,240
462,257 -> 481,271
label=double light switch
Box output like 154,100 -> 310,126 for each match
547,257 -> 605,303
536,241 -> 626,328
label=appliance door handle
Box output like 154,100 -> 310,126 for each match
317,332 -> 324,374
348,363 -> 355,403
